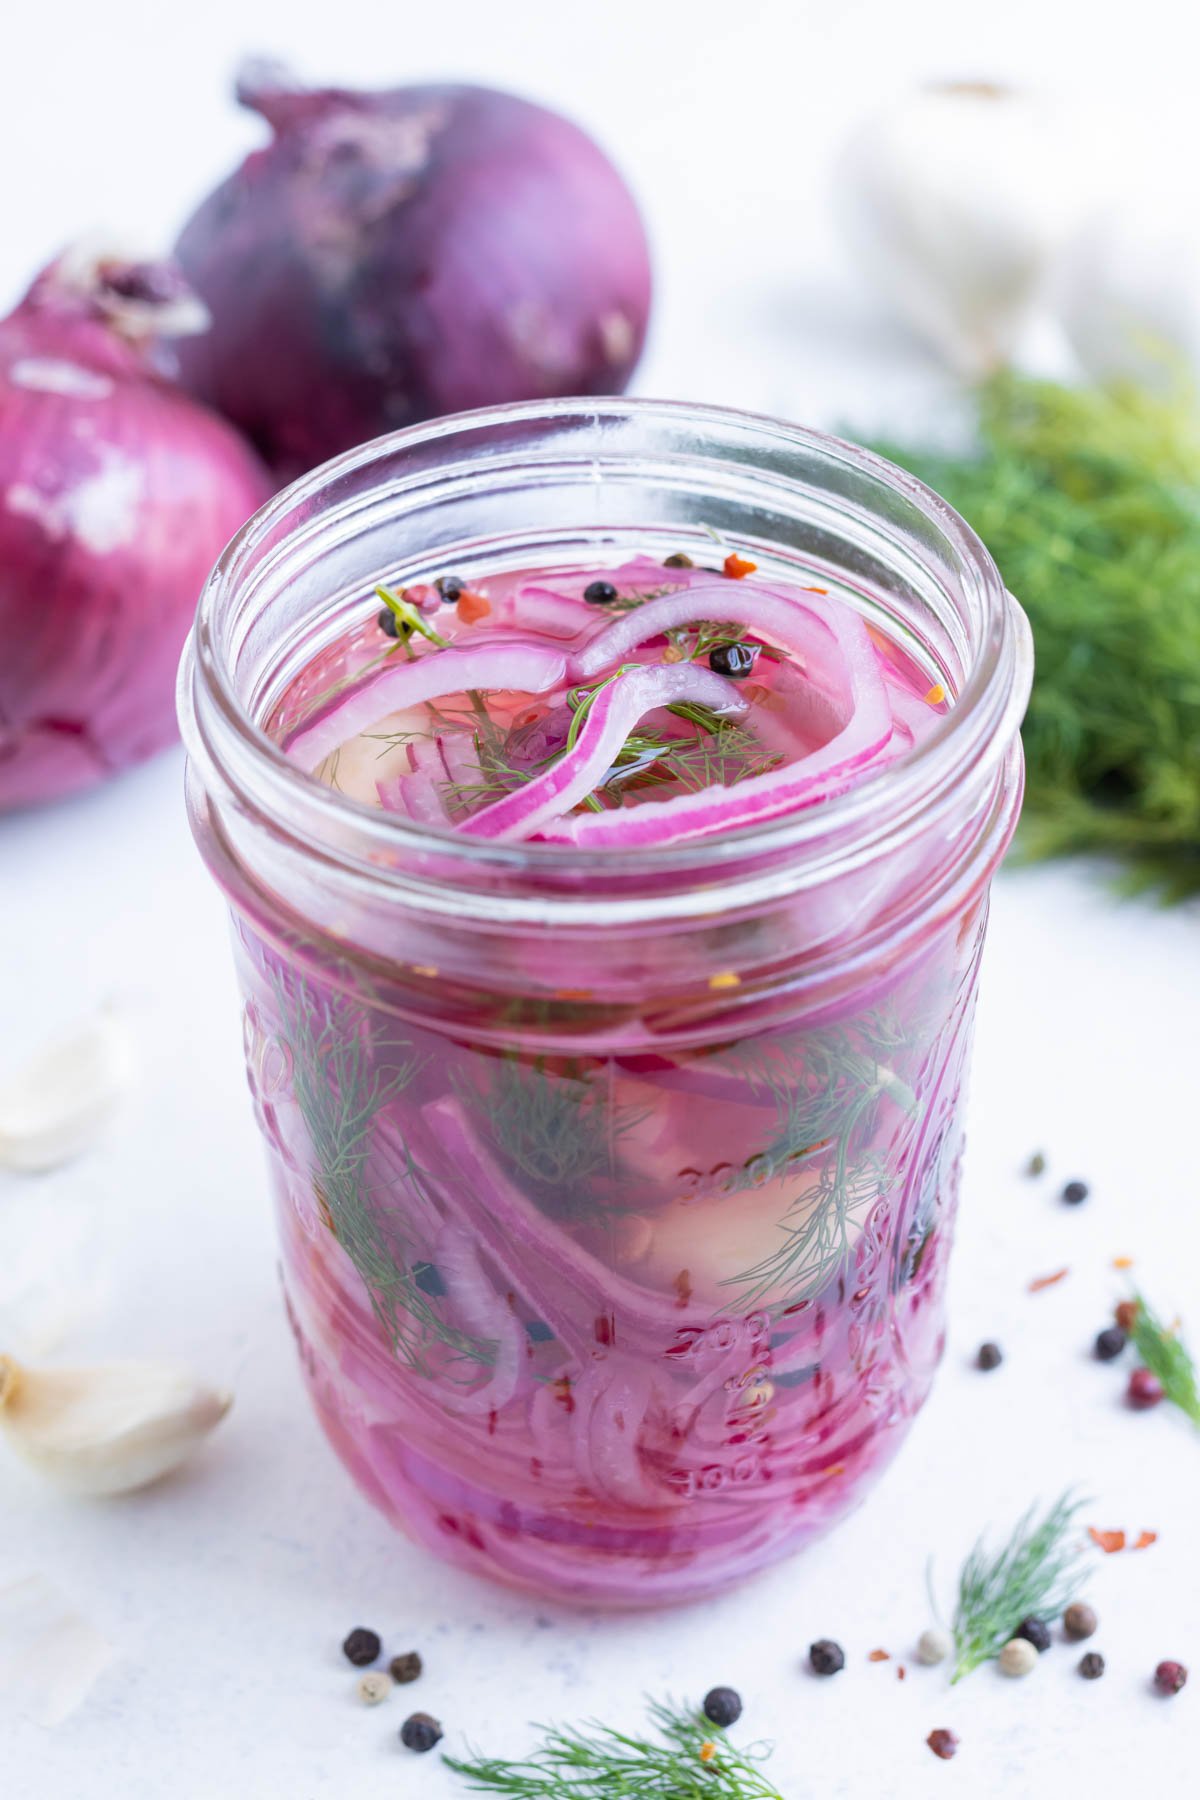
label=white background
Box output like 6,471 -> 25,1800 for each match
2,2 -> 1199,1795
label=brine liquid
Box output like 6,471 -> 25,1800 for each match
228,556 -> 977,1605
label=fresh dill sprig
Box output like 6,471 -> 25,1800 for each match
443,1697 -> 784,1798
1130,1291 -> 1200,1426
873,373 -> 1200,899
949,1492 -> 1090,1682
714,1012 -> 918,1310
455,1054 -> 647,1205
271,970 -> 494,1380
375,582 -> 449,648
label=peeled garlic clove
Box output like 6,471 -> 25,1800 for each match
0,1354 -> 231,1495
832,82 -> 1084,379
0,1011 -> 134,1172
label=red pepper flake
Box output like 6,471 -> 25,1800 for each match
1134,1530 -> 1158,1550
804,585 -> 829,595
673,1268 -> 693,1308
1088,1527 -> 1127,1554
554,987 -> 594,1001
897,1664 -> 907,1681
594,1313 -> 615,1347
699,1742 -> 717,1764
552,1376 -> 576,1415
1112,1255 -> 1135,1270
926,1729 -> 959,1761
1115,1298 -> 1140,1331
868,1649 -> 891,1663
456,589 -> 491,624
722,552 -> 757,579
923,683 -> 947,706
818,1461 -> 847,1480
1028,1266 -> 1070,1293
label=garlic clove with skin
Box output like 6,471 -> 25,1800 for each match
0,1011 -> 134,1173
0,1354 -> 232,1496
832,83 -> 1086,379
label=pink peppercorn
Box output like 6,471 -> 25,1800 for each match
1127,1367 -> 1165,1410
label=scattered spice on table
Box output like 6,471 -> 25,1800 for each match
400,1711 -> 444,1753
975,1341 -> 1004,1371
1060,1179 -> 1089,1205
1153,1660 -> 1188,1697
926,1728 -> 959,1760
1064,1602 -> 1098,1641
356,1671 -> 391,1705
342,1627 -> 381,1667
867,1649 -> 891,1663
389,1651 -> 423,1685
916,1627 -> 952,1666
1079,1652 -> 1106,1680
1088,1528 -> 1126,1555
1094,1325 -> 1127,1361
1013,1617 -> 1051,1654
1127,1368 -> 1166,1410
1133,1530 -> 1158,1550
1112,1255 -> 1134,1271
702,1686 -> 743,1727
897,1664 -> 907,1681
1114,1299 -> 1140,1333
809,1640 -> 846,1676
1023,1151 -> 1047,1177
1028,1267 -> 1070,1294
947,1491 -> 1089,1681
998,1638 -> 1039,1678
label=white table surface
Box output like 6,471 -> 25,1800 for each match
3,3 -> 1199,1795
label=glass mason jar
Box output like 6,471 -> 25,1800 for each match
179,399 -> 1031,1608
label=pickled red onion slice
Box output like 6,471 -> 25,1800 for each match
458,662 -> 747,842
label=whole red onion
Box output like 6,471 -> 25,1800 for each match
173,65 -> 653,477
0,251 -> 270,810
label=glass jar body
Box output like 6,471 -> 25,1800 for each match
181,398 -> 1030,1606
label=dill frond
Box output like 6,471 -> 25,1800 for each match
444,1697 -> 784,1798
950,1491 -> 1090,1681
1130,1292 -> 1200,1426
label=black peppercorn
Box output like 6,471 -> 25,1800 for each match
412,1261 -> 447,1297
1094,1325 -> 1127,1361
1079,1652 -> 1105,1679
1061,1179 -> 1089,1205
377,608 -> 402,638
583,580 -> 619,604
702,1686 -> 743,1727
400,1712 -> 444,1752
389,1651 -> 423,1685
342,1627 -> 382,1666
664,552 -> 695,569
434,575 -> 465,602
809,1639 -> 845,1676
975,1341 -> 1003,1371
708,642 -> 756,679
1014,1617 -> 1052,1654
525,1319 -> 555,1343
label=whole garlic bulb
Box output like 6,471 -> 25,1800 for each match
0,1354 -> 231,1495
833,83 -> 1086,378
1057,206 -> 1200,386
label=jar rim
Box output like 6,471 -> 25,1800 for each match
181,394 -> 1031,921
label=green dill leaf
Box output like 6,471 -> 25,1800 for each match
872,374 -> 1200,898
375,583 -> 450,648
443,1697 -> 785,1798
949,1491 -> 1090,1681
1130,1291 -> 1200,1426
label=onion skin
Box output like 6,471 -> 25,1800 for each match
173,69 -> 653,476
0,255 -> 270,810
